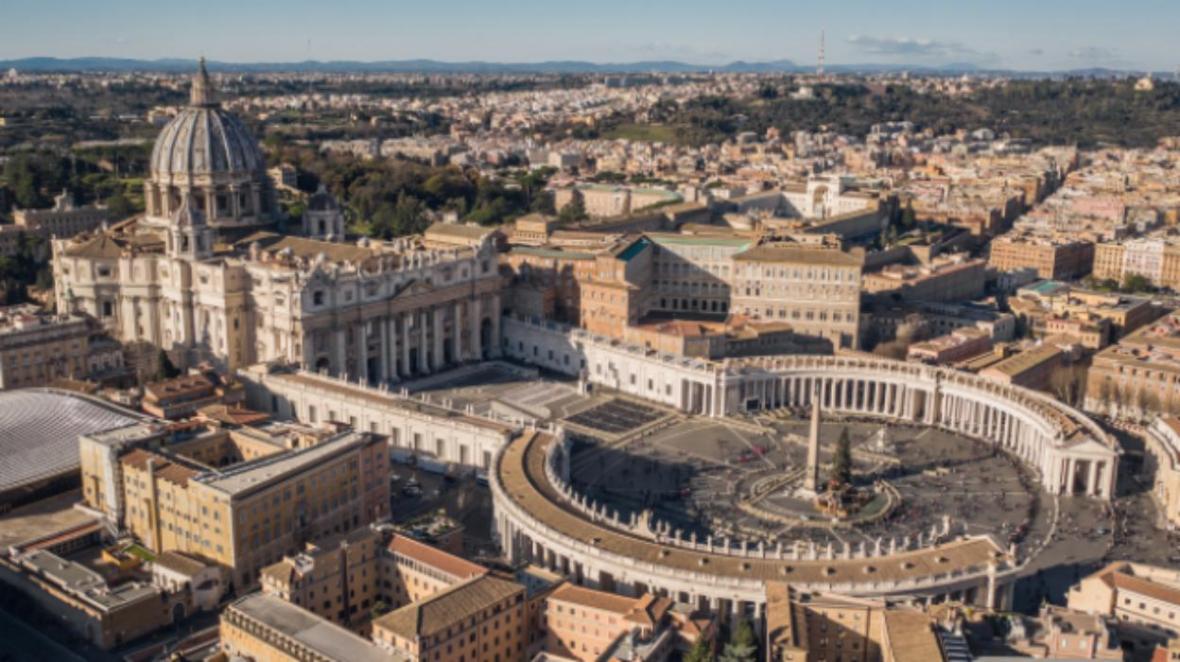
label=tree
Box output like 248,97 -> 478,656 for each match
830,426 -> 853,487
685,637 -> 715,662
1122,273 -> 1152,293
900,201 -> 917,230
156,350 -> 181,381
104,193 -> 136,219
1049,365 -> 1086,407
1097,378 -> 1114,414
719,619 -> 757,662
557,194 -> 587,224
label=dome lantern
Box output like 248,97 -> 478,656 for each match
191,56 -> 216,107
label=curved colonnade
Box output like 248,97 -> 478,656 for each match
490,356 -> 1120,620
720,355 -> 1118,499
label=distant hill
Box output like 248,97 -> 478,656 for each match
0,56 -> 803,74
0,56 -> 1165,77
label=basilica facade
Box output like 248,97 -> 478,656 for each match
52,61 -> 502,379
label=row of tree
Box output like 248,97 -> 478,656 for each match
685,618 -> 758,662
605,79 -> 1180,149
266,144 -> 557,239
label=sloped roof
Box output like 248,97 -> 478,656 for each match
373,575 -> 522,640
65,233 -> 125,259
387,534 -> 487,581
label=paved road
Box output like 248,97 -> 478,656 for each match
0,606 -> 88,662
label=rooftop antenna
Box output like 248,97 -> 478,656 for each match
306,38 -> 314,95
817,29 -> 825,80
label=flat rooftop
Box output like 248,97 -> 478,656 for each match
227,593 -> 403,662
19,549 -> 159,611
196,430 -> 372,497
271,371 -> 516,435
0,490 -> 96,550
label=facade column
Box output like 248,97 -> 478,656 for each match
391,316 -> 405,379
401,313 -> 411,378
454,301 -> 464,361
357,321 -> 369,384
490,294 -> 502,357
376,319 -> 388,382
333,328 -> 347,377
433,306 -> 445,371
1086,460 -> 1099,497
419,309 -> 429,374
301,331 -> 316,369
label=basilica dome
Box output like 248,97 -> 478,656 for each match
150,106 -> 263,178
141,58 -> 276,232
149,58 -> 263,179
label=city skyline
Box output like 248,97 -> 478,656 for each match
1,0 -> 1177,72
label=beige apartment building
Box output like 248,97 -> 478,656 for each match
765,582 -> 945,662
1068,562 -> 1180,657
1,189 -> 112,257
979,343 -> 1065,391
79,420 -> 390,591
1003,604 -> 1124,660
0,304 -> 94,389
258,526 -> 386,627
221,592 -> 398,662
371,574 -> 527,661
1085,314 -> 1180,419
543,583 -> 711,662
555,184 -> 682,219
258,526 -> 489,628
989,233 -> 1095,280
1093,238 -> 1180,290
862,255 -> 986,304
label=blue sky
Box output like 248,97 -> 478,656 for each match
1,0 -> 1175,71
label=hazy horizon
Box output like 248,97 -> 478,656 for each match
1,0 -> 1176,73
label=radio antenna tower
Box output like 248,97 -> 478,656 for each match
817,30 -> 826,79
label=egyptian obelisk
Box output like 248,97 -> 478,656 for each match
803,383 -> 821,493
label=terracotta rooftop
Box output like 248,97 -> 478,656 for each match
881,610 -> 943,662
733,243 -> 862,267
153,550 -> 210,577
373,574 -> 523,640
119,448 -> 199,487
548,583 -> 640,615
387,534 -> 488,581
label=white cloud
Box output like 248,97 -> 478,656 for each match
846,35 -> 996,64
